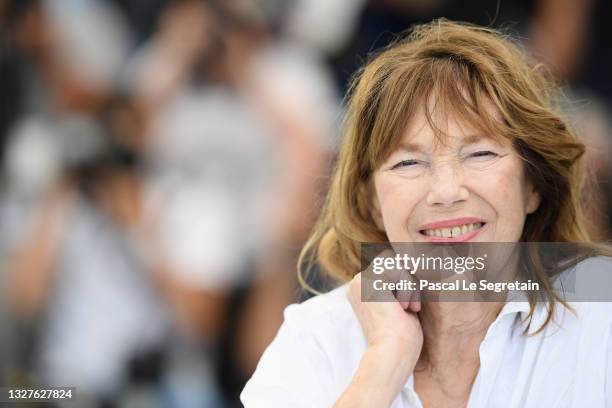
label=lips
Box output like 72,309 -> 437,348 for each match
418,217 -> 486,242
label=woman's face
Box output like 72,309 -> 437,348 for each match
371,105 -> 540,243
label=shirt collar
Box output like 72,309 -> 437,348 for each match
501,289 -> 532,319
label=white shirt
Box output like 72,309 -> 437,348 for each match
241,256 -> 612,407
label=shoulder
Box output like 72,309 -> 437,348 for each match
285,284 -> 352,324
240,283 -> 363,406
281,283 -> 363,344
571,254 -> 612,272
540,256 -> 612,349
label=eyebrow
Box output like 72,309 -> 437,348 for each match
397,134 -> 484,152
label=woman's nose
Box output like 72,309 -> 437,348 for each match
426,159 -> 469,207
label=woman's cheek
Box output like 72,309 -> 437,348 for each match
380,185 -> 421,240
473,161 -> 517,204
498,164 -> 528,208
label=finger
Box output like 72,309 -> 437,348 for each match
392,269 -> 419,308
396,283 -> 421,313
408,295 -> 421,313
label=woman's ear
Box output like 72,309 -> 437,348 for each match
526,183 -> 541,214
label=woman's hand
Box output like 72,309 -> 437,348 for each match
334,255 -> 423,407
347,271 -> 423,350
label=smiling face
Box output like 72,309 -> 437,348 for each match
370,101 -> 541,243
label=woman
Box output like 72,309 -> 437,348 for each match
240,20 -> 612,407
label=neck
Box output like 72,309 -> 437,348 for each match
416,301 -> 504,371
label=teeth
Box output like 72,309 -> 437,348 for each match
422,222 -> 483,238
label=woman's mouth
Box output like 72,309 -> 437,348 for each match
419,222 -> 486,242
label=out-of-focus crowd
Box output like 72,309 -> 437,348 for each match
0,0 -> 611,407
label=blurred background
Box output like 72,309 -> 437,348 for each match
0,0 -> 610,407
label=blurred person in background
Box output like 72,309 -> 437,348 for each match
123,0 -> 338,403
4,128 -> 174,406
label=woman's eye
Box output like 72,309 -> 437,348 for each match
468,150 -> 498,159
391,160 -> 420,169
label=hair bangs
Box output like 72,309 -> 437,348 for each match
365,54 -> 516,174
421,58 -> 512,148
